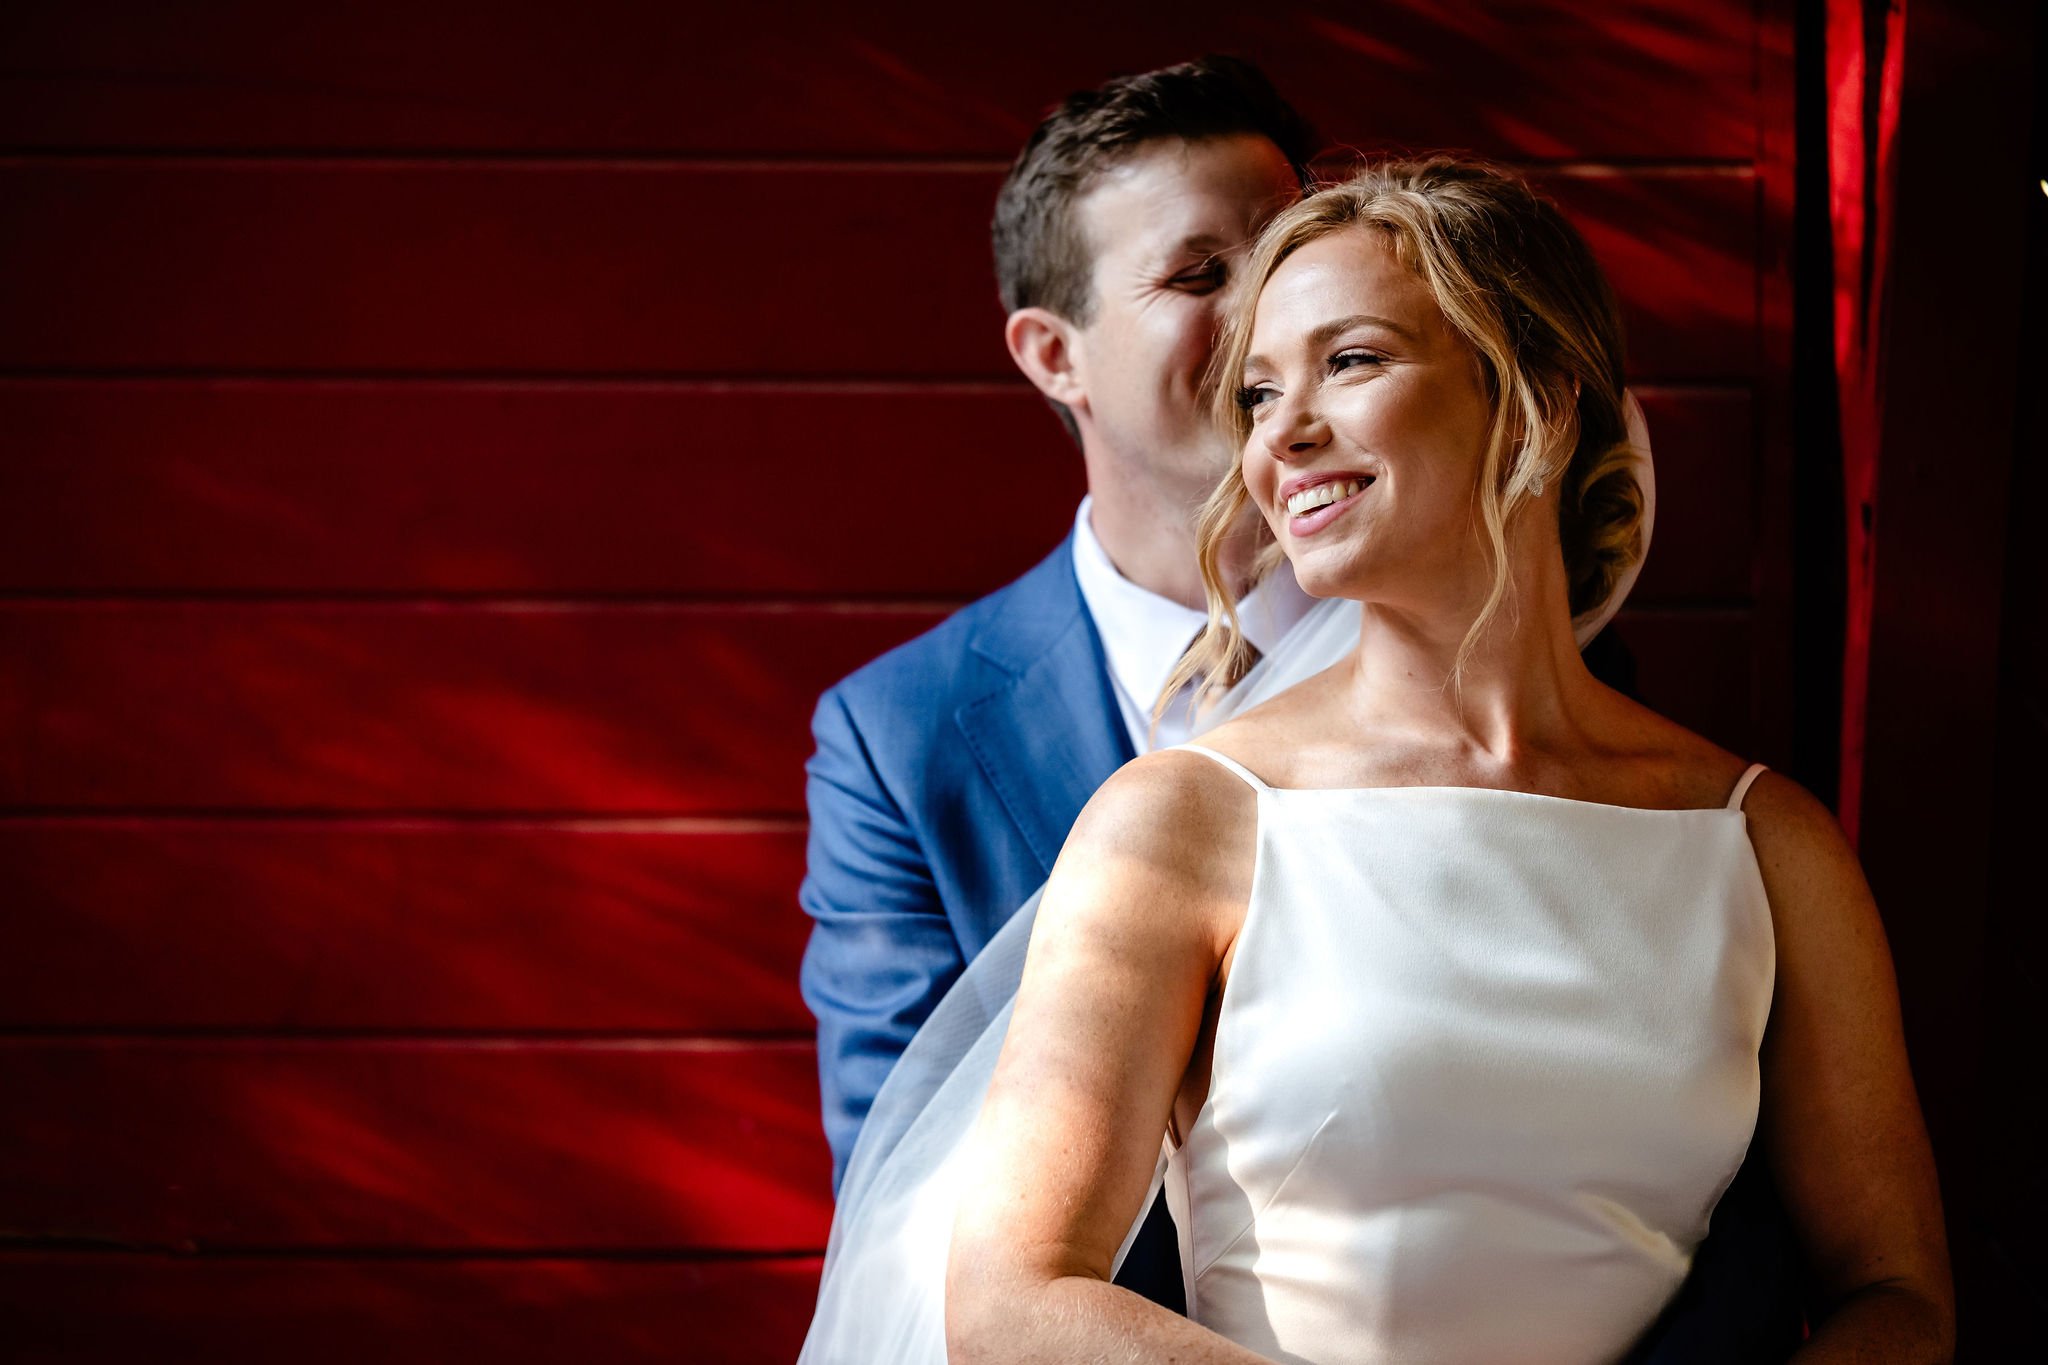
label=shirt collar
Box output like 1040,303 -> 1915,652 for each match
1071,495 -> 1316,714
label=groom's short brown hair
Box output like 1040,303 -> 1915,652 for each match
992,55 -> 1320,325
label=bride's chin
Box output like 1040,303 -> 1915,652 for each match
1282,546 -> 1373,599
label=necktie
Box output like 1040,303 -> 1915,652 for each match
1172,630 -> 1264,696
1152,631 -> 1264,751
1222,634 -> 1265,689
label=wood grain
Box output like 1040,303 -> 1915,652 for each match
0,1038 -> 833,1251
0,601 -> 944,814
0,822 -> 810,1032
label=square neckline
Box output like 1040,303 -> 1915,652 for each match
1262,782 -> 1746,816
1169,744 -> 1765,816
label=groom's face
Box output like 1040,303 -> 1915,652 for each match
1067,134 -> 1301,497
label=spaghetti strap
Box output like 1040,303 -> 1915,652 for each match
1169,743 -> 1270,794
1725,762 -> 1768,811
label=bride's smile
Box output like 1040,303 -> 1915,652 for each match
1278,471 -> 1374,532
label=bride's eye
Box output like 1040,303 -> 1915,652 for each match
1234,385 -> 1277,413
1331,348 -> 1386,373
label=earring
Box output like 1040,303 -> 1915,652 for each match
1529,468 -> 1546,498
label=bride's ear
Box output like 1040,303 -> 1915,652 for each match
1005,307 -> 1088,414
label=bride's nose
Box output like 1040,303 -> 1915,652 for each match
1261,392 -> 1330,463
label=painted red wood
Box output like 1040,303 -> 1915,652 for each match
1610,610 -> 1754,756
0,164 -> 1757,380
0,1252 -> 821,1365
1629,388 -> 1757,604
0,603 -> 944,814
0,1039 -> 832,1250
0,379 -> 1084,597
0,381 -> 1746,600
0,823 -> 809,1032
0,603 -> 1755,814
0,4 -> 1797,1356
0,161 -> 1012,378
0,1 -> 1758,161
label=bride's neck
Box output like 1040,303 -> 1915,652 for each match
1343,550 -> 1598,761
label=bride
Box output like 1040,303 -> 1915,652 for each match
810,158 -> 1953,1364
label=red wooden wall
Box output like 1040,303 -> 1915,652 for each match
0,4 -> 1795,1358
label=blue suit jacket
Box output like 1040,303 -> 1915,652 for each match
800,536 -> 1131,1186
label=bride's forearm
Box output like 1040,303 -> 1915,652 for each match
946,1274 -> 1270,1365
1787,1281 -> 1953,1364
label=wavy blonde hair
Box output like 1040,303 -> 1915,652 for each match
1159,156 -> 1645,719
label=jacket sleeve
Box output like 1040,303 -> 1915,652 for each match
797,685 -> 968,1193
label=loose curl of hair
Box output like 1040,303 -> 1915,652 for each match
1159,156 -> 1646,720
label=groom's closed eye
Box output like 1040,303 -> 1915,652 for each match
1168,260 -> 1228,294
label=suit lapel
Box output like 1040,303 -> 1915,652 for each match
955,538 -> 1135,879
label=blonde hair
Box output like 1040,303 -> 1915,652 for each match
1160,156 -> 1645,719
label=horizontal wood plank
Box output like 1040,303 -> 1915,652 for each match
0,1 -> 1760,161
0,602 -> 944,814
0,379 -> 1086,597
0,1251 -> 821,1365
0,604 -> 1755,813
0,823 -> 809,1032
0,381 -> 1746,599
0,1039 -> 832,1251
0,164 -> 1756,380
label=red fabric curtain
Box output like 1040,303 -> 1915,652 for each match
1827,0 -> 1907,845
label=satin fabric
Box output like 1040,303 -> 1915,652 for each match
1161,746 -> 1773,1364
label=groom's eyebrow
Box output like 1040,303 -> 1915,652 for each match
1157,233 -> 1229,266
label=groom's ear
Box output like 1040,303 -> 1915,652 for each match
1004,307 -> 1089,415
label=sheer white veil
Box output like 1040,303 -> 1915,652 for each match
798,397 -> 1657,1364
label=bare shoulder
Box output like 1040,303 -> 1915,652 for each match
1725,767 -> 1896,998
1045,748 -> 1260,951
1588,687 -> 1760,808
1735,768 -> 1870,919
1173,665 -> 1365,787
1740,767 -> 1852,842
1061,746 -> 1259,879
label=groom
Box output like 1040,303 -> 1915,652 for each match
799,54 -> 1798,1358
799,54 -> 1317,1308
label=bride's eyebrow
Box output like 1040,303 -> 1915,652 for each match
1243,312 -> 1421,375
1306,313 -> 1419,347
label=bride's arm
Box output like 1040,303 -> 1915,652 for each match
946,752 -> 1268,1365
1747,773 -> 1955,1362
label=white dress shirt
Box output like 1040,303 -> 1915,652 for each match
1070,495 -> 1318,754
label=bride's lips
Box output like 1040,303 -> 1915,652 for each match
1279,472 -> 1376,538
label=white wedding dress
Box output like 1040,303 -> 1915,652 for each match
1152,743 -> 1774,1363
796,400 -> 1747,1364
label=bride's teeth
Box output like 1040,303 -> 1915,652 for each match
1287,479 -> 1364,517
